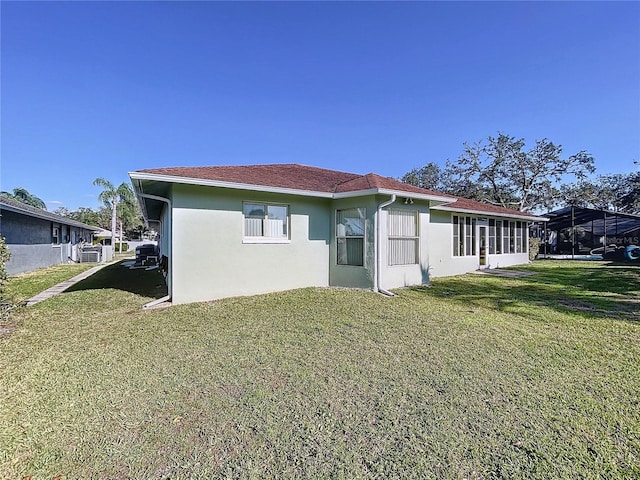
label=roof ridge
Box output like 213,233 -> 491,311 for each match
332,172 -> 368,192
141,163 -> 360,173
365,173 -> 373,189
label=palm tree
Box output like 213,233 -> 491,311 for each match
0,187 -> 47,209
93,178 -> 136,251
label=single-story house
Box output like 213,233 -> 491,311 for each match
0,196 -> 101,275
94,228 -> 113,242
129,164 -> 545,305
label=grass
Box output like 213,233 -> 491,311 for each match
2,263 -> 97,305
0,260 -> 638,479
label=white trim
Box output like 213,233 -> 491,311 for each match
333,188 -> 380,199
242,238 -> 291,244
378,189 -> 453,203
130,172 -> 335,199
336,207 -> 366,267
374,196 -> 396,294
242,201 -> 290,241
433,205 -> 545,222
333,188 -> 453,203
387,208 -> 420,266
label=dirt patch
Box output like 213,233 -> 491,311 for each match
558,299 -> 597,311
558,299 -> 639,321
0,322 -> 17,339
471,269 -> 538,278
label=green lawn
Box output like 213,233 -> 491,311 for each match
0,260 -> 638,479
3,263 -> 97,305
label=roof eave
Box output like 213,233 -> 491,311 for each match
0,202 -> 100,230
130,178 -> 151,225
129,172 -> 459,203
129,171 -> 335,199
333,188 -> 448,200
432,204 -> 547,222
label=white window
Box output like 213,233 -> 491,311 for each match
503,222 -> 511,254
243,202 -> 288,240
388,209 -> 418,265
518,221 -> 528,253
509,221 -> 516,253
471,218 -> 477,255
516,221 -> 523,253
453,216 -> 460,256
453,215 -> 477,257
52,226 -> 60,244
489,219 -> 496,254
488,218 -> 527,254
337,208 -> 365,266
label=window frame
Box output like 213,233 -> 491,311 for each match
242,201 -> 290,244
509,221 -> 516,253
336,207 -> 366,267
519,221 -> 529,253
496,220 -> 503,254
52,225 -> 60,245
503,221 -> 510,254
482,217 -> 531,255
388,209 -> 419,266
489,219 -> 496,254
516,221 -> 523,253
452,214 -> 477,257
453,215 -> 460,256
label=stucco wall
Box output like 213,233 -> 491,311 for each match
378,199 -> 431,290
428,210 -> 530,278
1,210 -> 53,244
1,209 -> 97,274
329,196 -> 378,289
5,244 -> 64,275
170,184 -> 331,304
162,183 -> 535,303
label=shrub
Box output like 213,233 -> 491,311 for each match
0,236 -> 10,289
0,236 -> 12,321
529,237 -> 541,261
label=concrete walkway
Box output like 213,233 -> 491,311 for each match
25,263 -> 111,306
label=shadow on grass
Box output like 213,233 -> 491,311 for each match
411,261 -> 639,324
66,260 -> 168,300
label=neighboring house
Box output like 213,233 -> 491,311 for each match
94,228 -> 113,242
0,196 -> 100,275
130,164 -> 545,305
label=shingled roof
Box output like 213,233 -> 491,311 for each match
0,195 -> 100,231
137,164 -> 450,197
133,164 -> 542,220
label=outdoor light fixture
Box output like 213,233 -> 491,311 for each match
403,198 -> 414,205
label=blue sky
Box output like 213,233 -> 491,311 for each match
2,1 -> 639,211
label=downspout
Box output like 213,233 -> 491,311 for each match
137,192 -> 172,309
375,194 -> 396,296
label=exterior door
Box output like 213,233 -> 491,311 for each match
479,226 -> 488,267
